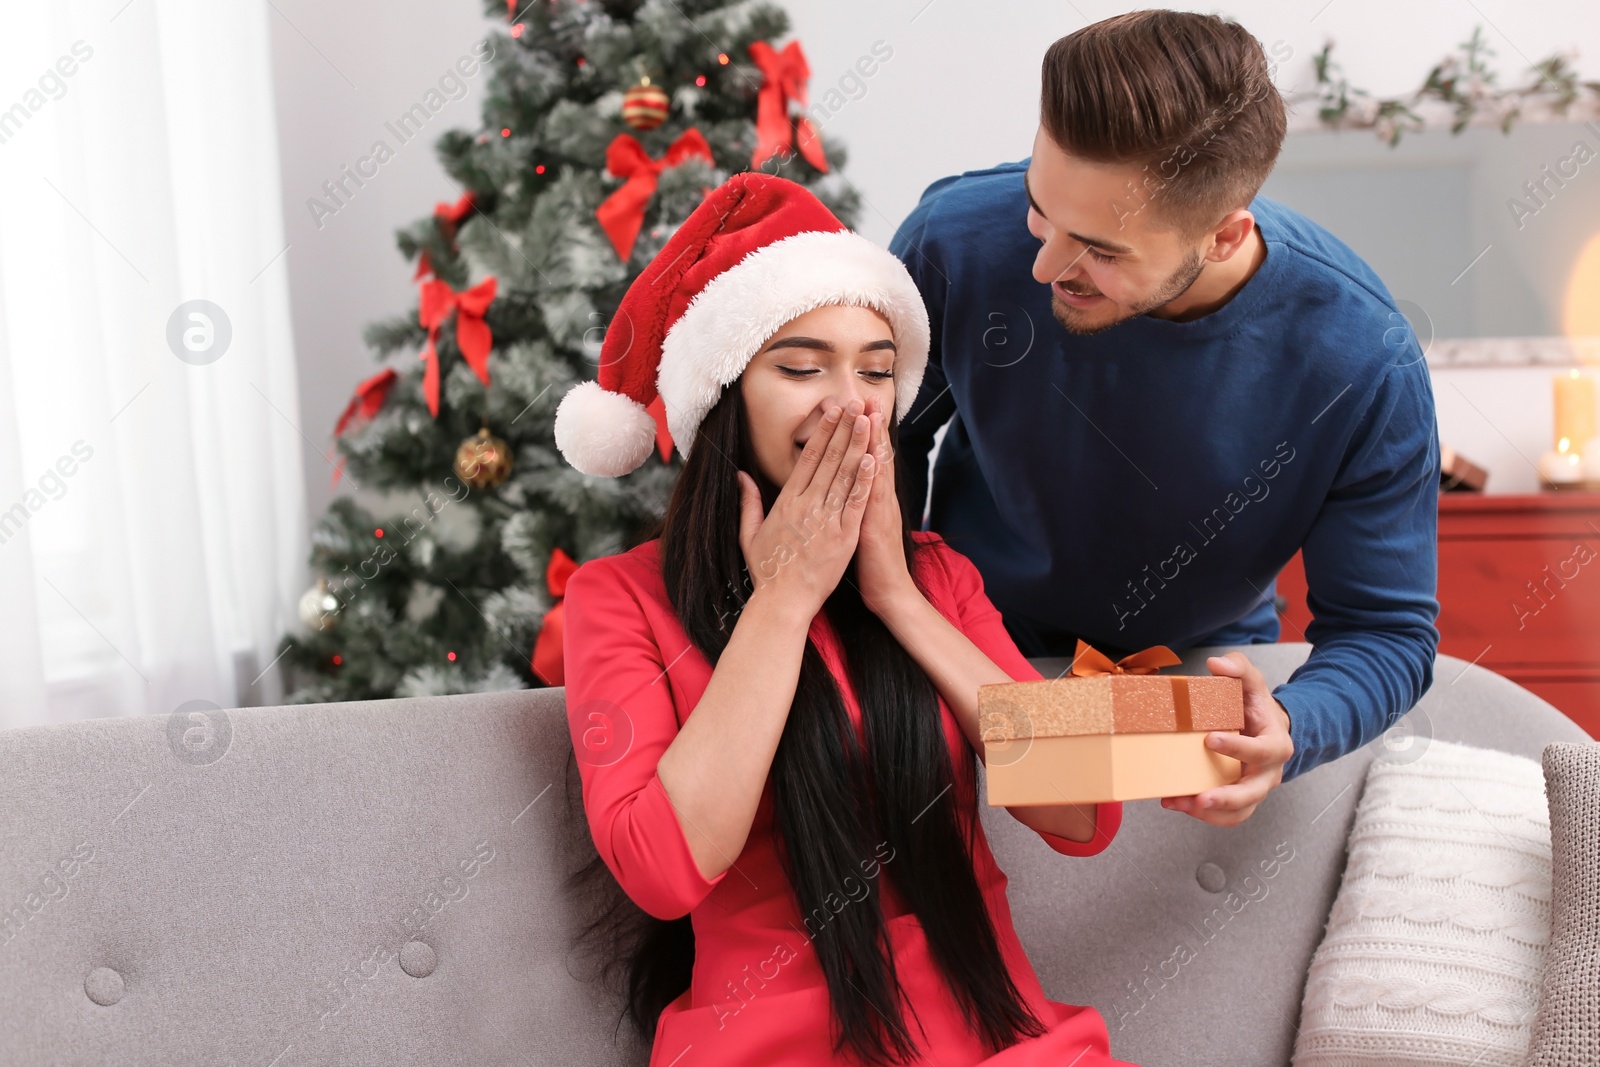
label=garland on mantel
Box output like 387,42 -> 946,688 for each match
1302,26 -> 1600,145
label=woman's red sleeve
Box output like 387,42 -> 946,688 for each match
927,536 -> 1123,858
561,559 -> 729,919
1026,799 -> 1123,857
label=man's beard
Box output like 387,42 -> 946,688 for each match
1049,245 -> 1207,336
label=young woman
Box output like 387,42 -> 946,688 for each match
554,173 -> 1136,1067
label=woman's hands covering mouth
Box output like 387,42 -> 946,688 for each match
736,397 -> 876,621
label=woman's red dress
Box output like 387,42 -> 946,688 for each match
563,529 -> 1139,1066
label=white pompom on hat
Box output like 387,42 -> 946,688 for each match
553,172 -> 930,477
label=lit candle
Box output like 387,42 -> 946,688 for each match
1539,437 -> 1585,488
1554,369 -> 1597,451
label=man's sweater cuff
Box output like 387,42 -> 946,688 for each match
1271,682 -> 1310,780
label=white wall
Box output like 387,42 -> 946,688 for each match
782,0 -> 1600,245
268,0 -> 1600,519
267,1 -> 492,523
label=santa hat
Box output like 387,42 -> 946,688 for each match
553,172 -> 930,477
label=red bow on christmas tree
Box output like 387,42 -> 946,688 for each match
531,547 -> 580,686
595,128 -> 714,260
646,393 -> 674,464
329,368 -> 400,487
413,192 -> 478,281
334,367 -> 399,438
748,40 -> 828,172
435,191 -> 476,245
418,276 -> 497,417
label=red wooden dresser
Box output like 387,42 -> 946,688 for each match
1275,492 -> 1600,739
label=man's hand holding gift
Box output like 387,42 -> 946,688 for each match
1160,651 -> 1294,826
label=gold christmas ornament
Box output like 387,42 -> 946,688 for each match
621,75 -> 670,130
298,577 -> 341,632
455,426 -> 513,490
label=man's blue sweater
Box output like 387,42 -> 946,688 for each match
889,159 -> 1441,782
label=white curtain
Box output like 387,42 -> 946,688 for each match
0,0 -> 307,729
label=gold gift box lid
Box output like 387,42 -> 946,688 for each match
979,673 -> 1244,741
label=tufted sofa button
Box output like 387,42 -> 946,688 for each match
398,940 -> 437,978
85,967 -> 124,1006
1195,862 -> 1227,893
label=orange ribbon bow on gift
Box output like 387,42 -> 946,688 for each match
417,275 -> 497,417
748,40 -> 829,173
595,128 -> 714,261
531,547 -> 580,686
1069,638 -> 1182,677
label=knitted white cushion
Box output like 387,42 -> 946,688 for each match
1525,742 -> 1600,1067
1291,739 -> 1552,1066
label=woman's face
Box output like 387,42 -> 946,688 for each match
739,303 -> 898,489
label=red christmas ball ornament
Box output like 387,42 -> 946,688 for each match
621,76 -> 670,131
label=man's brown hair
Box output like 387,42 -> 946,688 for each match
1039,9 -> 1286,241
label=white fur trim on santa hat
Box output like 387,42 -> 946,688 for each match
656,229 -> 930,460
553,379 -> 659,477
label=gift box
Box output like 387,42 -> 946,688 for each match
978,640 -> 1246,805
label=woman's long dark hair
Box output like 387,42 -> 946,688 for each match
567,374 -> 1049,1064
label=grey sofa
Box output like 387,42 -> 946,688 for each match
0,643 -> 1589,1067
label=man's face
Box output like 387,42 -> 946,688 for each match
1024,127 -> 1210,335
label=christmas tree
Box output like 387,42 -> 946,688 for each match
278,0 -> 859,704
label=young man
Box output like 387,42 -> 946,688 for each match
889,10 -> 1441,826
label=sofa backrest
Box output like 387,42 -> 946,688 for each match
0,683 -> 647,1066
0,643 -> 1586,1066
